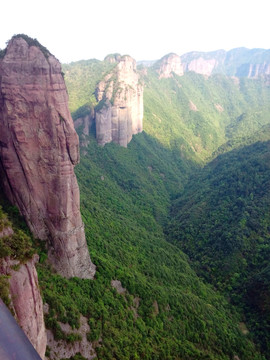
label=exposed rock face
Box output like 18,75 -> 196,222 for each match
157,53 -> 184,78
185,57 -> 218,76
236,62 -> 270,78
0,255 -> 47,359
181,50 -> 226,76
95,55 -> 143,147
181,48 -> 270,78
0,36 -> 95,278
73,110 -> 95,137
46,314 -> 96,360
0,226 -> 13,238
73,108 -> 95,148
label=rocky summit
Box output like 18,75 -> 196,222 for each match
156,53 -> 184,78
0,36 -> 95,279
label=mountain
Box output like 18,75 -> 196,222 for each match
1,35 -> 270,360
168,140 -> 270,354
63,55 -> 143,148
181,47 -> 270,77
61,50 -> 270,358
0,34 -> 95,280
95,55 -> 143,147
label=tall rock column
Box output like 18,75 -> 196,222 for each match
95,55 -> 143,147
0,36 -> 95,278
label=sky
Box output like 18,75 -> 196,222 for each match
1,0 -> 269,64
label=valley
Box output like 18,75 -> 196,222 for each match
0,35 -> 270,359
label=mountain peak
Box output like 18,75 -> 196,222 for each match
0,35 -> 95,279
156,53 -> 183,78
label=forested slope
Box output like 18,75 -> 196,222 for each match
54,55 -> 270,359
37,132 -> 265,359
168,141 -> 270,355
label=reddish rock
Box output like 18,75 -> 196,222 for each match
0,36 -> 95,278
0,226 -> 14,238
0,255 -> 47,359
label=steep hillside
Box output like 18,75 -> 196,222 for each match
62,59 -> 116,114
61,53 -> 270,358
143,68 -> 270,162
0,35 -> 95,279
168,141 -> 270,355
37,132 -> 264,359
64,55 -> 270,163
0,187 -> 46,358
1,37 -> 270,359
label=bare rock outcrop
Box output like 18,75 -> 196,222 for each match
46,314 -> 96,360
236,62 -> 270,78
184,56 -> 218,76
95,55 -> 143,147
0,255 -> 47,359
180,48 -> 270,78
0,36 -> 95,278
73,107 -> 95,150
156,53 -> 184,78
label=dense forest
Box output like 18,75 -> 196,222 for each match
1,48 -> 270,359
57,57 -> 270,358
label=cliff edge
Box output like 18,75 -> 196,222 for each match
95,55 -> 143,147
0,36 -> 95,279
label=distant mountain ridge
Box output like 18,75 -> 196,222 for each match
137,47 -> 270,78
180,47 -> 270,77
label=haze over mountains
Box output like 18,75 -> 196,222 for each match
140,47 -> 270,77
0,35 -> 270,360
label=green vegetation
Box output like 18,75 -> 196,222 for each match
0,192 -> 35,263
142,70 -> 270,163
168,141 -> 270,355
0,275 -> 11,307
37,133 -> 265,359
12,34 -> 52,58
0,190 -> 36,308
52,57 -> 270,358
1,52 -> 270,359
0,48 -> 6,59
0,34 -> 52,60
62,59 -> 117,114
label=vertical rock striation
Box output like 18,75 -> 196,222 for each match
95,55 -> 143,147
0,36 -> 95,278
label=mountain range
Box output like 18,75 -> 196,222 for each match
0,34 -> 270,360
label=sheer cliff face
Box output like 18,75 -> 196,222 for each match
180,48 -> 270,78
0,37 -> 95,278
95,55 -> 143,147
157,53 -> 184,78
0,255 -> 47,359
183,57 -> 218,76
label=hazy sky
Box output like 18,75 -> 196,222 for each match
1,0 -> 269,63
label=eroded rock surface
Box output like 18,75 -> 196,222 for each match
0,36 -> 95,278
185,56 -> 218,76
46,314 -> 96,360
157,53 -> 184,78
180,48 -> 270,78
95,55 -> 143,147
0,255 -> 47,359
